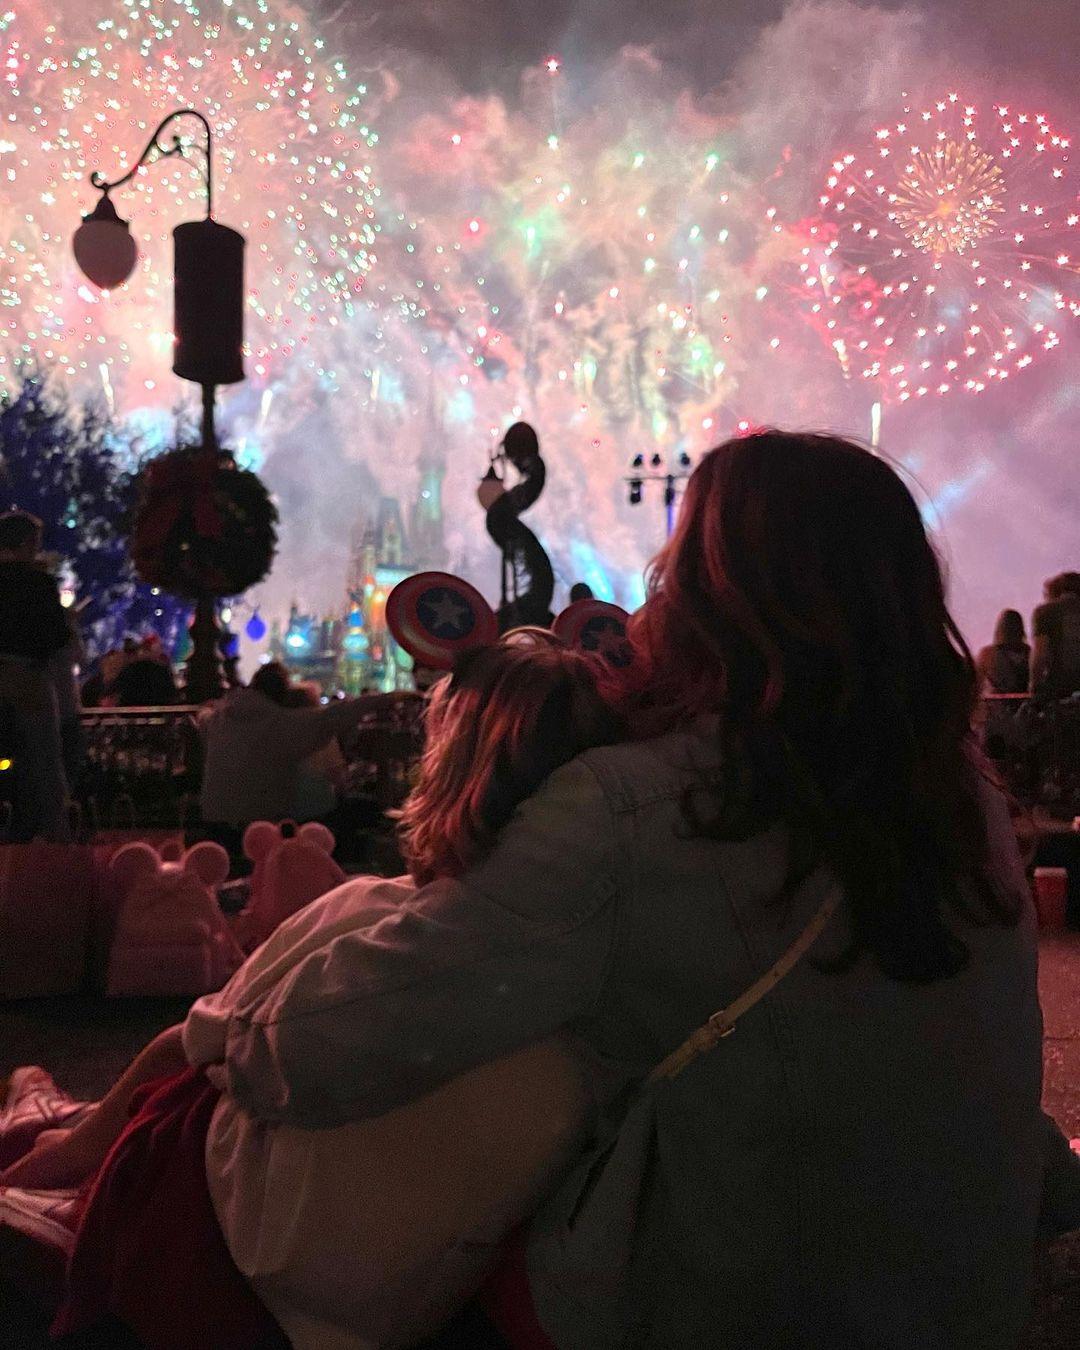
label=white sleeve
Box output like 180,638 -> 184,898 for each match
198,758 -> 618,1127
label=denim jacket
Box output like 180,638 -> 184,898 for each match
185,720 -> 1075,1348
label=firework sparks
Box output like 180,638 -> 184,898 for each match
339,53 -> 769,607
806,93 -> 1080,399
375,74 -> 761,454
0,23 -> 777,617
0,0 -> 381,398
892,140 -> 1005,256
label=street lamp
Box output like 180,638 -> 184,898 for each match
72,108 -> 245,449
626,450 -> 693,537
73,109 -> 248,701
71,195 -> 138,290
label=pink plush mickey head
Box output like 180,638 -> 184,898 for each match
106,841 -> 242,997
110,840 -> 230,897
236,820 -> 345,951
243,820 -> 336,867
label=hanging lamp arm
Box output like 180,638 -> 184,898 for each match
88,108 -> 213,218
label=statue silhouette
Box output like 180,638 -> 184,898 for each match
482,422 -> 555,632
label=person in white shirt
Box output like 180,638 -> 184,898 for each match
198,661 -> 406,834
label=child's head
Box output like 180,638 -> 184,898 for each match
399,632 -> 622,885
250,660 -> 294,706
993,609 -> 1026,646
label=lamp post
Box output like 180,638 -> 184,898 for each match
73,108 -> 244,447
73,109 -> 246,700
625,451 -> 693,538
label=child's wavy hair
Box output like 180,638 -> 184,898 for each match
399,630 -> 623,886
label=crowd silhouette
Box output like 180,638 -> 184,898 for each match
978,574 -> 1080,699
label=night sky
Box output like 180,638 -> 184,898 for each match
324,0 -> 1080,99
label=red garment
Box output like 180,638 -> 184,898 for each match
53,1067 -> 288,1350
480,1229 -> 557,1350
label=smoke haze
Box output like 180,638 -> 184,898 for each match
6,0 -> 1079,650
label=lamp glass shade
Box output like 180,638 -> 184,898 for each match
477,465 -> 505,511
73,196 -> 138,289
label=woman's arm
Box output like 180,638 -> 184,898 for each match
0,1025 -> 188,1189
273,690 -> 419,762
184,756 -> 618,1128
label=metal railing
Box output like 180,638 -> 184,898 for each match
72,694 -> 1079,834
76,698 -> 426,831
76,706 -> 203,830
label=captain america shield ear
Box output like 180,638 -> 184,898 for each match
552,598 -> 633,669
387,572 -> 634,671
386,572 -> 499,671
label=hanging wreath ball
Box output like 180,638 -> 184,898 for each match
130,445 -> 278,600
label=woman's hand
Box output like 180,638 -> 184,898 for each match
0,1115 -> 110,1190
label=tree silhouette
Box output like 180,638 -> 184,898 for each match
0,373 -> 190,660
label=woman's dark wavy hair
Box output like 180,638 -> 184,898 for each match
620,430 -> 1020,984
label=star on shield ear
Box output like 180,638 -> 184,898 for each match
384,572 -> 498,671
386,572 -> 634,671
552,598 -> 634,669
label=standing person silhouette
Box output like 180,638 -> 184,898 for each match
1031,572 -> 1080,699
0,510 -> 72,840
976,609 -> 1030,694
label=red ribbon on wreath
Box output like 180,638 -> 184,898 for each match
138,450 -> 225,556
131,445 -> 277,601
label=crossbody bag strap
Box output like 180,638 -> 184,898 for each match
647,883 -> 841,1085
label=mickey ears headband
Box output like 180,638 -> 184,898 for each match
386,571 -> 633,672
552,598 -> 634,669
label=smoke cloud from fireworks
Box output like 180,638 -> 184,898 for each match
3,0 -> 1078,649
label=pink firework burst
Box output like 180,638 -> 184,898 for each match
805,93 -> 1080,401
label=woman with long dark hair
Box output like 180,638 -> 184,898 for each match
621,430 -> 1019,984
976,609 -> 1031,695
